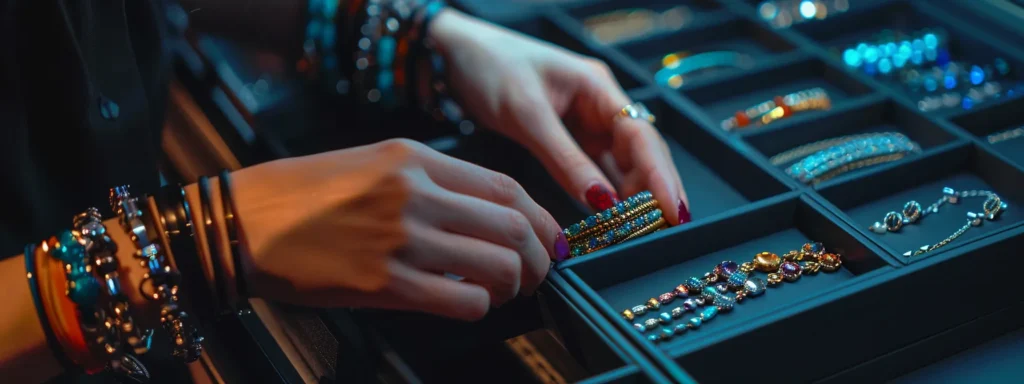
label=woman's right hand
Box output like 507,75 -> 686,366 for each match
229,139 -> 565,321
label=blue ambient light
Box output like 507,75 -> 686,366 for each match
843,49 -> 861,67
970,65 -> 985,85
878,58 -> 893,74
800,0 -> 816,19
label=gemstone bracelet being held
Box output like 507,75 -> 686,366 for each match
622,243 -> 842,342
772,132 -> 922,185
869,187 -> 1008,257
560,191 -> 668,260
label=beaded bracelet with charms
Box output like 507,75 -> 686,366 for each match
622,242 -> 843,342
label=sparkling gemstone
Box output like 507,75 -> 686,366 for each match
714,261 -> 739,277
744,277 -> 766,297
615,202 -> 626,213
585,216 -> 597,227
983,196 -> 1003,216
819,253 -> 842,272
701,306 -> 718,320
682,299 -> 697,311
588,237 -> 598,249
53,231 -> 85,264
631,305 -> 647,316
703,272 -> 719,283
754,252 -> 781,272
685,277 -> 706,292
801,242 -> 825,255
727,271 -> 748,288
903,201 -> 923,222
767,273 -> 783,285
715,282 -> 729,294
943,187 -> 959,204
688,317 -> 702,328
780,261 -> 802,281
634,323 -> 646,333
671,307 -> 685,318
68,273 -> 100,307
715,295 -> 736,311
658,293 -> 675,304
570,244 -> 585,257
674,284 -> 689,298
695,297 -> 706,306
647,334 -> 659,342
81,221 -> 105,237
674,324 -> 688,334
660,327 -> 674,340
659,312 -> 672,324
646,298 -> 660,310
702,286 -> 719,302
622,309 -> 635,321
644,318 -> 659,328
884,211 -> 904,231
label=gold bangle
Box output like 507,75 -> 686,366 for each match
569,209 -> 664,258
622,218 -> 668,242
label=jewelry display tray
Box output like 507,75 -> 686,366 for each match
451,0 -> 1024,382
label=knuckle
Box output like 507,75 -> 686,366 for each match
495,249 -> 523,285
379,138 -> 426,163
504,209 -> 532,250
489,173 -> 524,206
586,58 -> 614,78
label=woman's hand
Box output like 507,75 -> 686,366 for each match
430,9 -> 691,224
229,139 -> 563,321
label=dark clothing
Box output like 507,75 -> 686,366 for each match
0,0 -> 167,256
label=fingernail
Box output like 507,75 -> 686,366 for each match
554,231 -> 570,261
677,199 -> 692,225
585,184 -> 619,211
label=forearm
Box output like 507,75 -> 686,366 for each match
178,0 -> 305,58
0,216 -> 145,383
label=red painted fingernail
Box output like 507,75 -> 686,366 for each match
554,231 -> 570,261
585,184 -> 619,211
677,199 -> 692,225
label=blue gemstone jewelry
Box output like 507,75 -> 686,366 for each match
869,187 -> 1008,257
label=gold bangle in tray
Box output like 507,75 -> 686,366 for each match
781,132 -> 922,185
720,87 -> 831,131
583,6 -> 692,45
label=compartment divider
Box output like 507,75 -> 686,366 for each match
735,92 -> 886,140
542,7 -> 655,89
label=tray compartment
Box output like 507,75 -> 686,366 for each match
616,17 -> 797,88
684,58 -> 875,134
561,193 -> 896,382
952,96 -> 1024,169
743,98 -> 960,185
794,0 -> 1024,117
816,143 -> 1024,264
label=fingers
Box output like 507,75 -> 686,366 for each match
570,59 -> 689,225
503,74 -> 620,212
401,219 -> 523,305
304,260 -> 492,321
411,145 -> 568,262
410,185 -> 551,295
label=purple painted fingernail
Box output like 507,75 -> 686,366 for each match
678,200 -> 692,225
554,231 -> 570,261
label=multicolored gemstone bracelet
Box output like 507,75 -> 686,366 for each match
622,242 -> 843,342
772,132 -> 922,185
720,87 -> 831,131
869,187 -> 1008,257
561,191 -> 668,259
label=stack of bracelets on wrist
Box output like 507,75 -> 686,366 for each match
770,132 -> 922,185
720,87 -> 831,131
303,0 -> 464,126
560,191 -> 668,260
622,243 -> 843,342
22,169 -> 249,380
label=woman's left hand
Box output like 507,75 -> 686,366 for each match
429,9 -> 691,225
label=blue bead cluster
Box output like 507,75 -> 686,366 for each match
842,31 -> 945,75
50,230 -> 101,309
785,133 -> 920,184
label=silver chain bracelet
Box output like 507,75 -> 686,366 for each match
869,187 -> 1008,257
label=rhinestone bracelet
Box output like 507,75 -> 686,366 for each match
623,243 -> 842,342
869,187 -> 1008,257
570,209 -> 665,257
564,191 -> 655,243
779,132 -> 921,185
